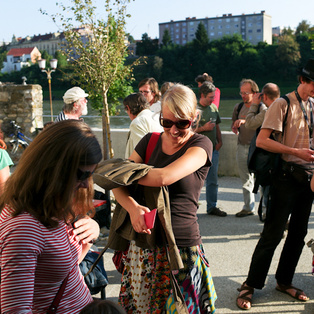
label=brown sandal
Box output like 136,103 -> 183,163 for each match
276,283 -> 309,302
236,282 -> 254,310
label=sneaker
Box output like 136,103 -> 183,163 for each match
208,207 -> 227,217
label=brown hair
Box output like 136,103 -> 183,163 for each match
195,73 -> 213,84
160,82 -> 174,96
138,77 -> 161,102
240,78 -> 259,93
123,93 -> 150,116
0,120 -> 102,228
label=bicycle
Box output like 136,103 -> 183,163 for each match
8,121 -> 32,155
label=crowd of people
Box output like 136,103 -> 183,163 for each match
0,58 -> 313,313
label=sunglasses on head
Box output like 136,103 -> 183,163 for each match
159,115 -> 192,129
77,168 -> 94,181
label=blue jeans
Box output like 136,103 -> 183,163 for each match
206,150 -> 219,213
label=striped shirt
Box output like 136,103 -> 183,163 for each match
0,205 -> 92,313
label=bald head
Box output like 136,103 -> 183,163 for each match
262,83 -> 280,107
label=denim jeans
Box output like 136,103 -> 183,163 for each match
236,144 -> 255,212
206,150 -> 219,213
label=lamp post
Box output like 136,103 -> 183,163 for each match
38,59 -> 58,121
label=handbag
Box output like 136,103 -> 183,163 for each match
112,247 -> 129,274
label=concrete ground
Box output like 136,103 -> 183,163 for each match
94,176 -> 314,313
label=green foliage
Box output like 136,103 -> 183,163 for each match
193,22 -> 209,50
161,29 -> 172,47
46,0 -> 138,114
136,33 -> 159,56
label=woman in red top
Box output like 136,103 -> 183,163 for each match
0,120 -> 102,313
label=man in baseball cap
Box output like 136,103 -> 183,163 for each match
55,87 -> 89,122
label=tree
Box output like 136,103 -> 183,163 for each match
296,20 -> 312,36
45,0 -> 139,159
161,29 -> 172,47
136,33 -> 159,56
276,35 -> 301,77
193,22 -> 209,50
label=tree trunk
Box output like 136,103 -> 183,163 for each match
101,89 -> 114,160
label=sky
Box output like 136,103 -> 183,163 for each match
0,0 -> 313,43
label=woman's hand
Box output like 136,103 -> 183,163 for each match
129,205 -> 151,235
72,216 -> 100,244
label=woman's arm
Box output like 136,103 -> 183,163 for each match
112,187 -> 151,234
138,146 -> 208,187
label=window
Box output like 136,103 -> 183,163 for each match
176,23 -> 179,27
257,29 -> 261,33
183,27 -> 186,32
235,24 -> 239,28
218,25 -> 222,29
176,29 -> 179,33
190,22 -> 194,26
248,29 -> 252,33
176,34 -> 179,39
210,26 -> 215,30
183,40 -> 186,44
218,31 -> 222,36
218,19 -> 222,23
234,18 -> 239,22
248,23 -> 253,27
210,32 -> 215,36
226,18 -> 230,22
166,25 -> 169,28
226,24 -> 230,29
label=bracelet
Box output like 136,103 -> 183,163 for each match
89,238 -> 97,244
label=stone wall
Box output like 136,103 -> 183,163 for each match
0,84 -> 43,138
92,128 -> 240,177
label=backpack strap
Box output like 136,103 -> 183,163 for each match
236,102 -> 244,119
144,132 -> 161,164
281,95 -> 290,133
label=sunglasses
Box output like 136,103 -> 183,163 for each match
159,115 -> 192,129
77,168 -> 94,181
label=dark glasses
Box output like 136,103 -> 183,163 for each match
159,116 -> 192,129
77,168 -> 94,181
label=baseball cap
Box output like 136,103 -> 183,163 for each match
63,87 -> 89,104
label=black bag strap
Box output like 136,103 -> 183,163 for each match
236,102 -> 244,119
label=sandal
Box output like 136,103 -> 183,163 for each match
276,283 -> 309,302
236,282 -> 254,310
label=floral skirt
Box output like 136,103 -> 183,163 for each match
118,241 -> 217,313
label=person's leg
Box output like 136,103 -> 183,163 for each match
275,183 -> 313,285
237,173 -> 292,309
236,144 -> 255,213
206,150 -> 219,212
246,173 -> 293,289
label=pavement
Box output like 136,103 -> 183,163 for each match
94,176 -> 314,313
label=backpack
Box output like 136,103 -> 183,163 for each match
247,95 -> 290,193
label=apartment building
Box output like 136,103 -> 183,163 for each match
159,10 -> 272,46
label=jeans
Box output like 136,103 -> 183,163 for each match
236,144 -> 255,212
246,167 -> 313,289
206,150 -> 219,213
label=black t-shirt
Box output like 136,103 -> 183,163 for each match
135,132 -> 212,247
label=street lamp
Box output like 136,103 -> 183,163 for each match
38,58 -> 58,121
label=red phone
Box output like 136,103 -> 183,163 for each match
144,208 -> 157,229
